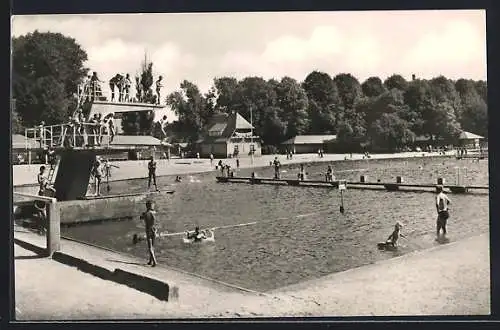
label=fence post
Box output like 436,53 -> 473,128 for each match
46,200 -> 61,257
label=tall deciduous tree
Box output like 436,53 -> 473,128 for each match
166,80 -> 207,143
122,55 -> 156,135
212,77 -> 239,112
232,77 -> 278,139
333,73 -> 363,110
275,76 -> 309,138
302,71 -> 340,134
384,74 -> 408,92
362,76 -> 386,98
12,31 -> 88,127
368,113 -> 415,151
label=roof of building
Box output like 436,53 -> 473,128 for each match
282,135 -> 337,145
459,131 -> 484,140
202,112 -> 255,143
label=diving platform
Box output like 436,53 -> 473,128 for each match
215,176 -> 489,194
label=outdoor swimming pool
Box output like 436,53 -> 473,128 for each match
62,156 -> 490,292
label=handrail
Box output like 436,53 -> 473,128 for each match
77,82 -> 132,104
24,121 -> 113,150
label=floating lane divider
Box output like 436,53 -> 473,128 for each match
215,176 -> 488,194
132,209 -> 332,243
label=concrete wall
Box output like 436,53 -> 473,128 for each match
58,194 -> 149,224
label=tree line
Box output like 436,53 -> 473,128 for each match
12,31 -> 488,152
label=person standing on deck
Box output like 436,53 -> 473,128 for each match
148,156 -> 159,191
103,158 -> 120,180
109,74 -> 122,102
106,113 -> 116,143
98,113 -> 108,146
155,76 -> 164,105
83,75 -> 92,100
326,165 -> 334,182
435,185 -> 451,237
122,74 -> 132,102
141,200 -> 158,267
90,72 -> 103,100
298,164 -> 306,181
273,157 -> 281,179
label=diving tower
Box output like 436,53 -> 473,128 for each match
23,86 -> 167,201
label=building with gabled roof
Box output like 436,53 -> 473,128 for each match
198,111 -> 261,158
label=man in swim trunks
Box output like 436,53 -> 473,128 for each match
435,185 -> 451,237
141,200 -> 158,266
92,158 -> 103,196
156,76 -> 164,105
386,222 -> 405,247
148,156 -> 159,191
273,157 -> 281,179
37,166 -> 56,196
325,165 -> 336,182
298,164 -> 306,181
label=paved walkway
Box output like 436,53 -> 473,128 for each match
14,229 -> 489,319
13,151 -> 455,187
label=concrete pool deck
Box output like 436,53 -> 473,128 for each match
13,151 -> 456,187
14,229 -> 490,319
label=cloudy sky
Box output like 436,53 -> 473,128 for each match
12,10 -> 486,121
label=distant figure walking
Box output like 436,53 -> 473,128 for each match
155,76 -> 164,105
141,200 -> 158,267
210,153 -> 214,166
148,156 -> 159,191
435,185 -> 451,237
273,157 -> 281,179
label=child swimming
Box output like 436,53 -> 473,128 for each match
385,222 -> 405,248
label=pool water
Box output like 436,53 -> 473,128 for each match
62,157 -> 490,292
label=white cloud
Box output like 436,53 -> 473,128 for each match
12,11 -> 487,101
402,20 -> 486,79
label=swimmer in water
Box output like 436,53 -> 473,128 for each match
386,222 -> 405,248
186,226 -> 206,242
175,176 -> 182,182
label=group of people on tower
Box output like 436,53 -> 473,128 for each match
79,71 -> 164,105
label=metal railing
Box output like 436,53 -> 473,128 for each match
25,122 -> 114,150
13,192 -> 60,256
77,82 -> 134,104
